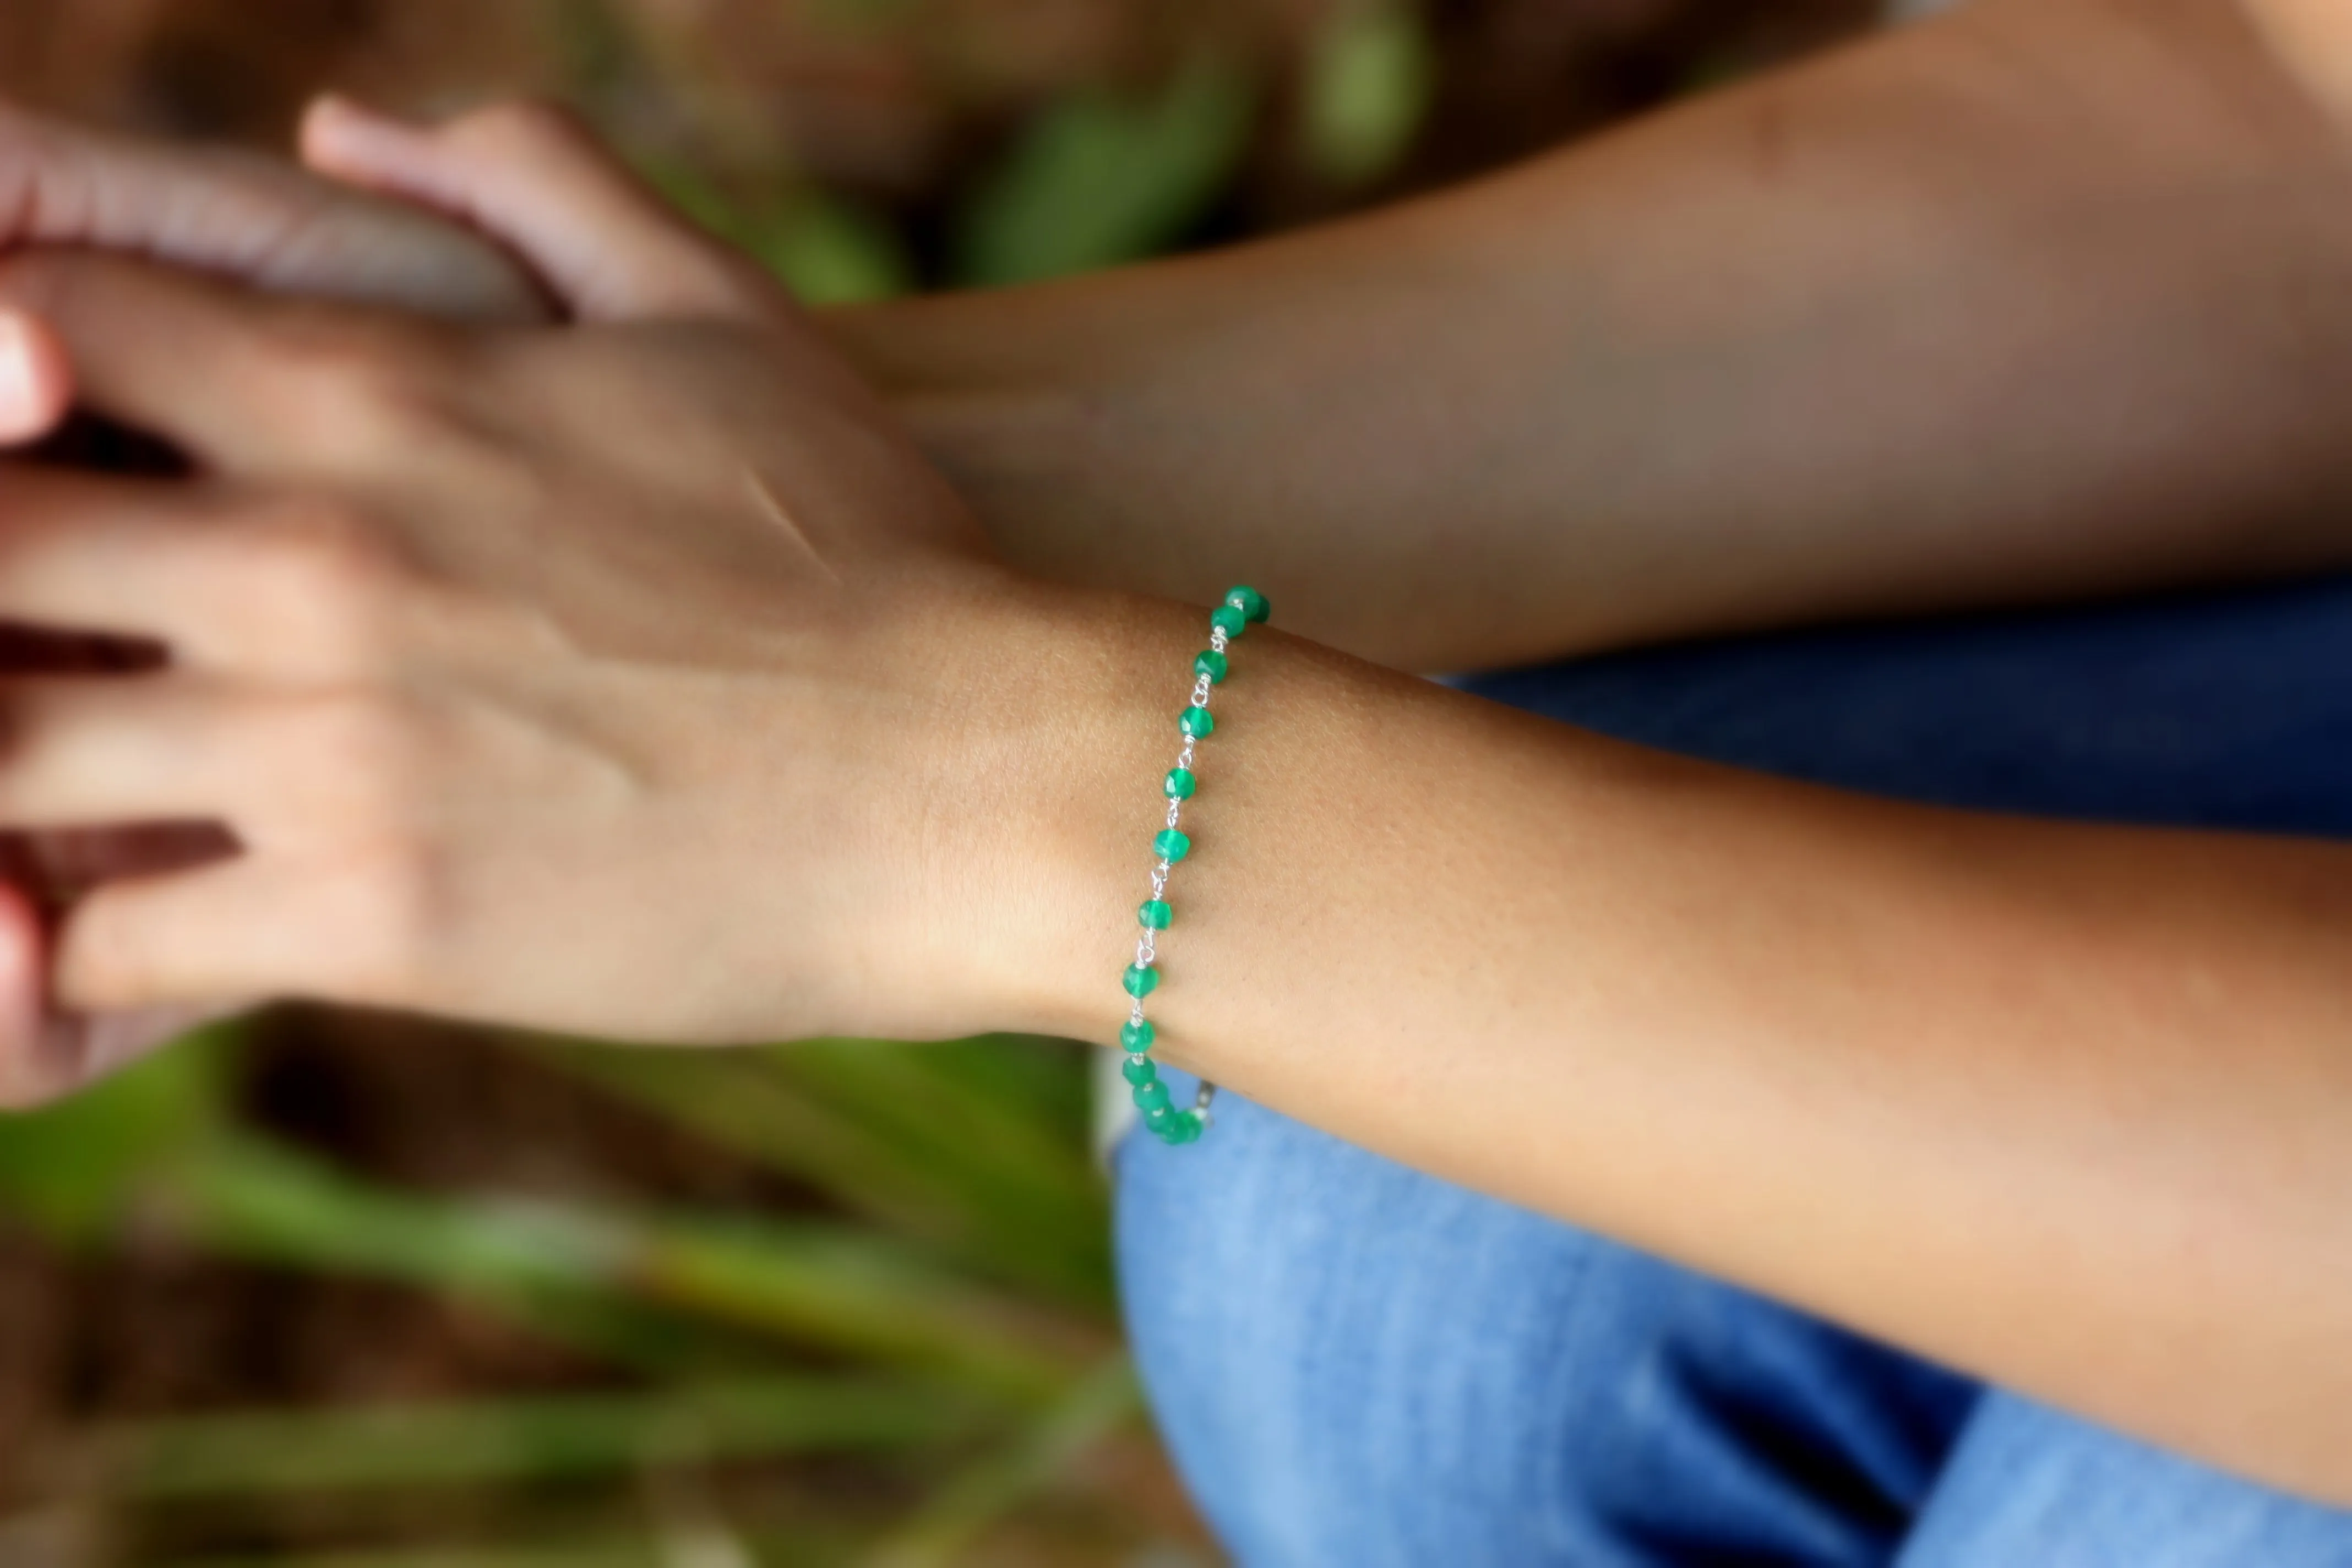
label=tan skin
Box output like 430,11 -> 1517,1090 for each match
1,0 -> 2351,1506
834,0 -> 2352,671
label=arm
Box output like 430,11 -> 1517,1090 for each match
826,0 -> 2352,669
1001,593 -> 2352,1504
6,2 -> 2340,667
2,116 -> 2349,1502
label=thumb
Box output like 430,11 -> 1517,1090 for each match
301,95 -> 785,325
0,310 -> 73,446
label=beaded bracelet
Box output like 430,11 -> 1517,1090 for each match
1119,584 -> 1270,1146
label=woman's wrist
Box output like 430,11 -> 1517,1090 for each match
940,575 -> 1418,1071
938,580 -> 1208,1049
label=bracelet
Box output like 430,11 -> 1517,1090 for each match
1119,584 -> 1270,1146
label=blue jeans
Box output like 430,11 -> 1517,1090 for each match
1117,578 -> 2352,1565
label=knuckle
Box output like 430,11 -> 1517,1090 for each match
57,888 -> 168,1017
313,839 -> 444,1004
259,311 -> 454,440
267,692 -> 425,826
251,497 -> 395,585
262,700 -> 447,1001
64,906 -> 148,1016
236,500 -> 411,670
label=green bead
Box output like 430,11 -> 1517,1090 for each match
1122,1055 -> 1159,1086
1143,1104 -> 1179,1136
1139,899 -> 1172,930
1180,706 -> 1215,739
1195,649 -> 1228,684
1120,1018 -> 1156,1052
1164,1110 -> 1204,1145
1153,829 -> 1190,864
1121,963 -> 1158,998
1164,768 -> 1196,799
1224,585 -> 1270,624
1133,1080 -> 1172,1114
1211,604 -> 1248,639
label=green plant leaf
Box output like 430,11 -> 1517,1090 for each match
767,1038 -> 1107,1264
865,1354 -> 1146,1567
100,1375 -> 984,1500
640,1217 -> 1097,1404
1299,1 -> 1433,188
179,1135 -> 1099,1403
641,161 -> 912,306
534,1039 -> 1112,1313
753,195 -> 914,305
0,1020 -> 237,1243
954,55 -> 1256,286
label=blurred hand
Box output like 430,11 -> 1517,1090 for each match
0,106 -> 1037,1104
0,98 -> 570,1099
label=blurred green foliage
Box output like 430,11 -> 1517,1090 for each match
0,1022 -> 1157,1561
0,1026 -> 231,1243
652,166 -> 913,307
954,55 -> 1257,287
1299,3 -> 1434,188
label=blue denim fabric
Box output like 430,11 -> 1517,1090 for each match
1117,577 -> 2352,1565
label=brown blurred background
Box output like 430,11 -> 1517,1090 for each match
0,0 -> 1872,292
0,2 -> 1875,1564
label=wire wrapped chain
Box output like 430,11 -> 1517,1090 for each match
1116,585 -> 1270,1145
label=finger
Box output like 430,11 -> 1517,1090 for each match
0,676 -> 251,830
0,311 -> 72,444
57,853 -> 395,1015
0,252 -> 289,464
302,95 -> 783,324
0,97 -> 547,323
0,469 -> 251,656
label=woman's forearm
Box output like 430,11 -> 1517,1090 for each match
831,0 -> 2352,670
975,586 -> 2352,1502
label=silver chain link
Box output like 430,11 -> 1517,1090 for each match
1121,603 -> 1250,1141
